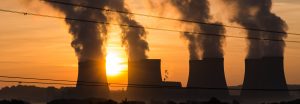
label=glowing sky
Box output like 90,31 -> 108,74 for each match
0,0 -> 299,89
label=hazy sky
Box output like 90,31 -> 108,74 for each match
0,0 -> 299,89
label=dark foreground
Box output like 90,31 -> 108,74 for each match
0,85 -> 300,104
1,98 -> 300,104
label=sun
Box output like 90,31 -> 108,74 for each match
106,52 -> 126,76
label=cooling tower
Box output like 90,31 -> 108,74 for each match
241,57 -> 289,100
127,59 -> 163,99
76,60 -> 109,98
187,58 -> 228,98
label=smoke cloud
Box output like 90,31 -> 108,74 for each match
107,0 -> 149,61
46,0 -> 108,61
171,0 -> 226,59
227,0 -> 288,58
256,0 -> 288,57
45,0 -> 149,61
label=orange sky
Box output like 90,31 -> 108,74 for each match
0,0 -> 300,89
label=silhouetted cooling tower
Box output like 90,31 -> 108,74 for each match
187,58 -> 228,98
241,57 -> 289,100
76,60 -> 109,98
127,59 -> 162,99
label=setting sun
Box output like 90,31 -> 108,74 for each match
105,24 -> 128,77
106,52 -> 127,76
105,23 -> 129,90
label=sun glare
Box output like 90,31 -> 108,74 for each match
105,23 -> 128,90
106,52 -> 126,76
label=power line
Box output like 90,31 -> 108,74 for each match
0,76 -> 299,91
0,79 -> 299,91
0,75 -> 105,85
0,79 -> 125,88
0,80 -> 75,86
0,75 -> 171,87
0,9 -> 300,44
0,75 -> 154,87
41,0 -> 300,36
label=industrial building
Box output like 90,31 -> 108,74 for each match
160,81 -> 183,100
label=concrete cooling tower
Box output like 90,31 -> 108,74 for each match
241,57 -> 289,100
127,59 -> 163,100
76,60 -> 109,98
187,58 -> 228,99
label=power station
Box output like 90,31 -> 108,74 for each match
73,58 -> 289,100
187,58 -> 228,98
76,60 -> 109,98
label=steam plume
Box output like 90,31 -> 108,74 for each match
171,0 -> 225,59
229,0 -> 288,58
46,0 -> 108,61
107,0 -> 149,61
46,0 -> 149,61
256,0 -> 288,57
